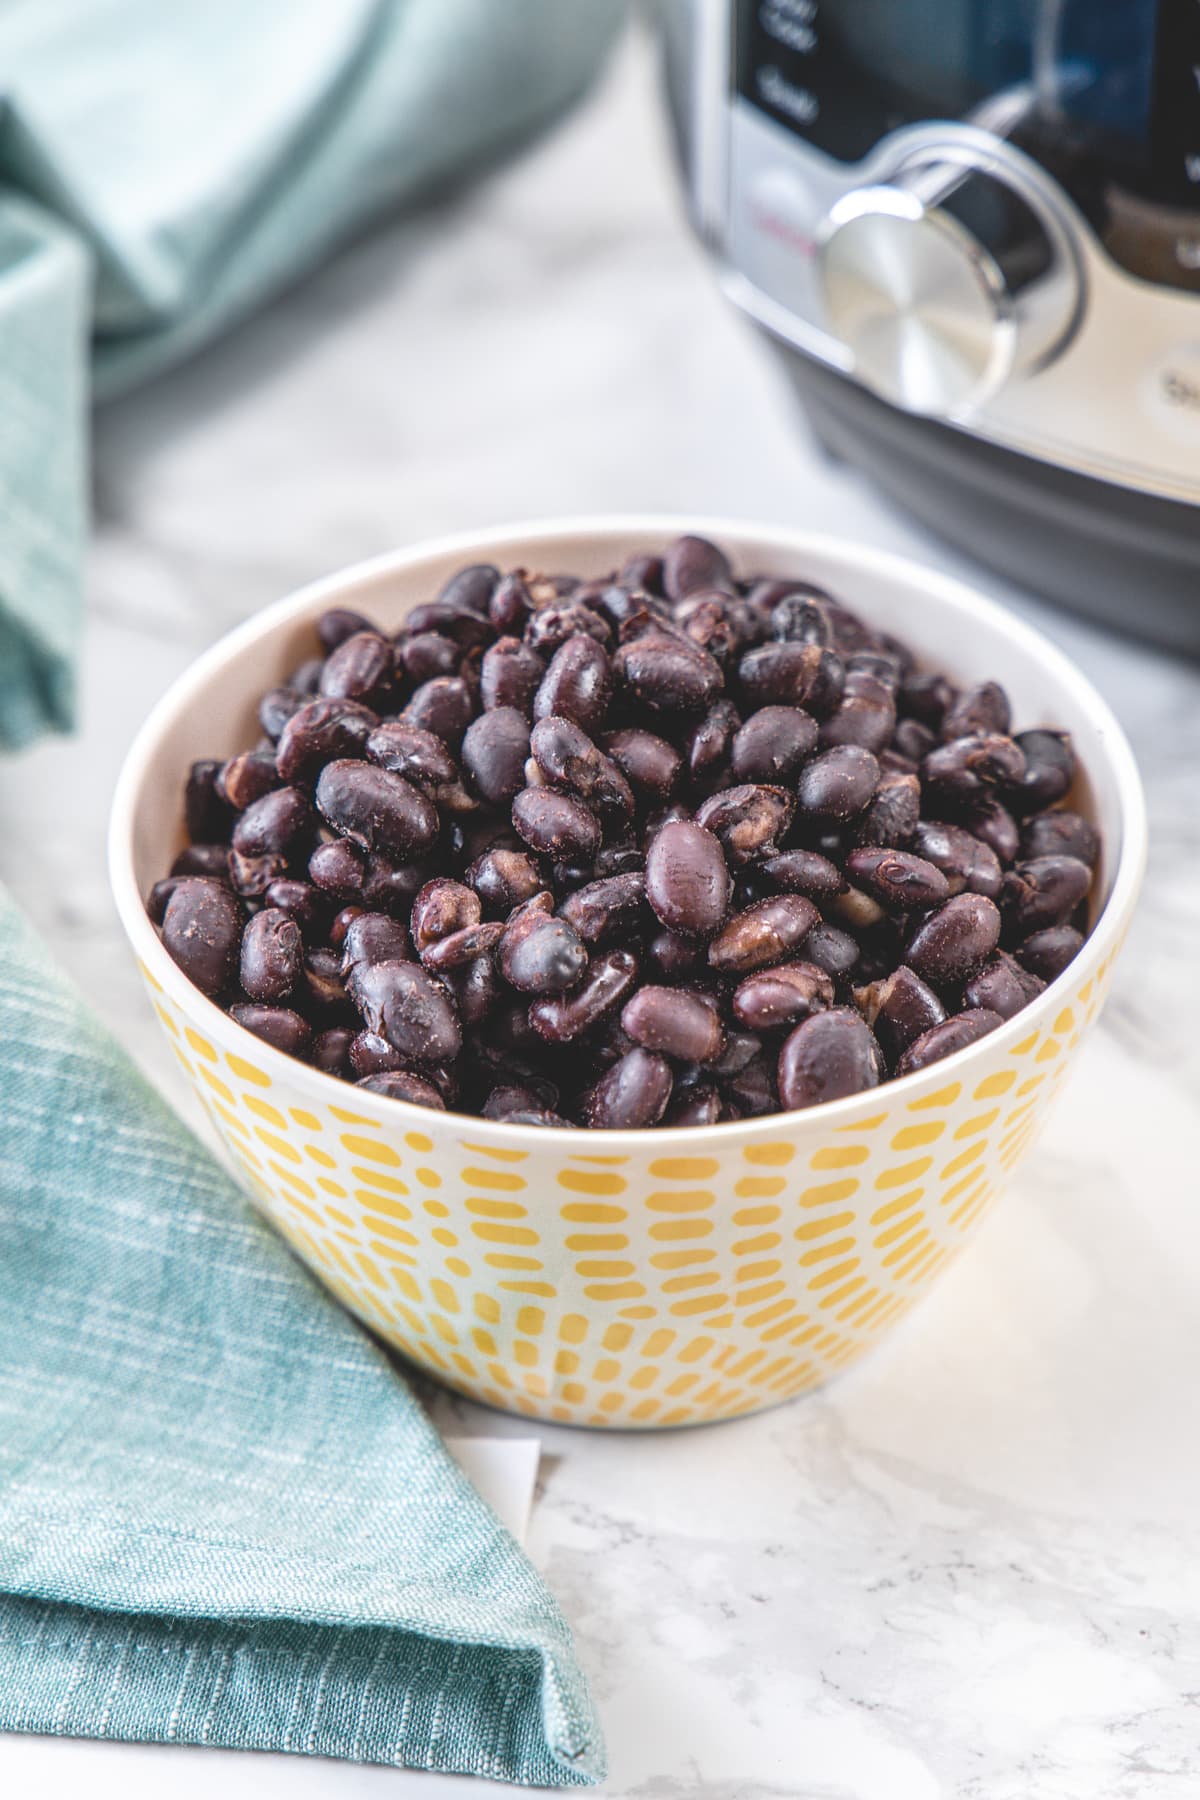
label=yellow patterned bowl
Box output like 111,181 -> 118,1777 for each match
110,519 -> 1145,1428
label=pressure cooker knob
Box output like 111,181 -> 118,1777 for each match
817,156 -> 1078,417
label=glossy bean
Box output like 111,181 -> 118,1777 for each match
708,895 -> 819,974
533,634 -> 612,733
479,637 -> 545,715
1015,925 -> 1084,982
529,948 -> 639,1042
844,847 -> 950,910
230,1004 -> 313,1057
161,880 -> 242,997
999,855 -> 1091,937
795,746 -> 880,822
316,760 -> 439,858
853,965 -> 946,1061
511,787 -> 601,862
558,872 -> 648,945
347,959 -> 462,1062
644,819 -> 731,938
276,698 -> 378,781
240,907 -> 301,1002
963,952 -> 1045,1019
777,1009 -> 884,1110
585,1048 -> 674,1128
894,1008 -> 1004,1076
731,705 -> 818,784
621,986 -> 723,1063
732,960 -> 835,1032
319,631 -> 394,707
906,893 -> 1002,988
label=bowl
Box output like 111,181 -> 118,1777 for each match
110,518 -> 1146,1428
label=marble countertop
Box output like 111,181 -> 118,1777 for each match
3,25 -> 1198,1800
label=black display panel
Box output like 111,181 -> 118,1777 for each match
734,0 -> 1200,291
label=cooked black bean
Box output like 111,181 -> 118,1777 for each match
732,961 -> 835,1033
613,635 -> 722,714
777,1009 -> 884,1110
999,855 -> 1091,937
894,1009 -> 1004,1077
844,848 -> 950,911
316,760 -> 439,858
854,964 -> 946,1062
217,750 -> 279,812
731,705 -> 818,784
230,1004 -> 313,1057
162,879 -> 242,996
941,680 -> 1010,740
1010,730 -> 1075,814
410,879 -> 480,952
621,986 -> 723,1063
421,920 -> 505,971
158,538 -> 1099,1125
460,708 -> 531,806
403,676 -> 475,746
663,534 -> 732,600
529,716 -> 634,817
442,953 -> 501,1029
232,786 -> 313,858
171,843 -> 233,881
964,796 -> 1021,866
770,590 -> 835,646
1020,808 -> 1099,867
438,562 -> 499,616
558,872 -> 648,945
899,669 -> 956,728
227,850 -> 287,899
480,637 -> 545,716
349,1029 -> 406,1078
240,908 -> 301,1003
605,728 -> 682,802
529,948 -> 638,1043
1016,925 -> 1085,982
347,959 -> 462,1062
498,909 -> 588,995
760,849 -> 846,902
319,631 -> 394,707
308,838 -> 366,897
276,698 -> 377,781
185,760 -> 232,843
796,746 -> 880,822
739,641 -> 844,718
922,734 -> 1026,806
853,769 -> 920,846
963,952 -> 1045,1019
340,913 -> 411,973
912,820 -> 1003,898
709,895 -> 819,974
645,820 -> 731,939
820,670 -> 896,754
356,1069 -> 446,1109
466,847 -> 544,915
906,893 -> 1002,988
312,1026 -> 354,1076
695,784 -> 793,866
488,573 -> 532,634
317,607 -> 375,652
892,717 -> 936,763
511,787 -> 601,862
397,631 -> 460,686
533,635 -> 612,734
585,1048 -> 674,1128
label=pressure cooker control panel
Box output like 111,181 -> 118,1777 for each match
707,0 -> 1200,499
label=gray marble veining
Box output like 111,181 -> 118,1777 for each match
3,25 -> 1197,1800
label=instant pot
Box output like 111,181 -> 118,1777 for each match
661,0 -> 1200,650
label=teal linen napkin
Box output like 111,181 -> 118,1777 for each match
0,0 -> 624,748
0,887 -> 604,1784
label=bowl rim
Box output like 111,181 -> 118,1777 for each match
109,513 -> 1148,1150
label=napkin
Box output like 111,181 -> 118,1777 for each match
0,0 -> 625,748
0,887 -> 604,1785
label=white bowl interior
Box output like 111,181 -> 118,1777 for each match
122,521 -> 1138,943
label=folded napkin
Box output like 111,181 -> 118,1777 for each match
0,0 -> 624,749
0,887 -> 603,1784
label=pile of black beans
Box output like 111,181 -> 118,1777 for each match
149,536 -> 1100,1128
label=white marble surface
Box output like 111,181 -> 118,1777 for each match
4,22 -> 1200,1800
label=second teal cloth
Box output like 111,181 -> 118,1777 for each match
0,0 -> 624,748
0,887 -> 603,1783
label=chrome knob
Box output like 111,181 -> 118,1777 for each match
818,154 -> 1079,418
